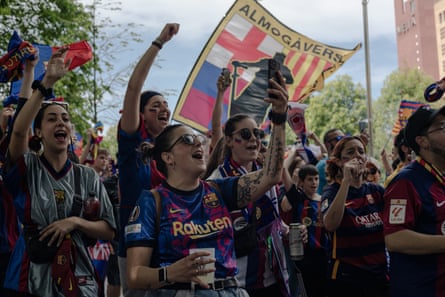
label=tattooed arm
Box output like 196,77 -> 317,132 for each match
236,72 -> 288,208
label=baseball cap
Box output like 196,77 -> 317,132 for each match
404,105 -> 445,152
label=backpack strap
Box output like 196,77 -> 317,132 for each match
70,164 -> 83,217
150,189 -> 161,233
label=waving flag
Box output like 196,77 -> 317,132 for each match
0,31 -> 37,83
173,0 -> 361,132
1,31 -> 93,105
391,99 -> 426,136
8,40 -> 93,99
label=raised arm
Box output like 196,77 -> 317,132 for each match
19,55 -> 38,100
210,72 -> 231,151
79,128 -> 93,164
236,72 -> 288,208
8,48 -> 70,165
120,23 -> 179,134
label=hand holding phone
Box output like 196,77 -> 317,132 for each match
221,68 -> 231,88
268,58 -> 281,99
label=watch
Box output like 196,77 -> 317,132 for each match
31,80 -> 53,98
158,266 -> 172,285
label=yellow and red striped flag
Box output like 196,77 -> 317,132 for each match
173,0 -> 361,132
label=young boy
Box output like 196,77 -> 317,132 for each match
283,164 -> 328,297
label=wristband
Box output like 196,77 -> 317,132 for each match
268,110 -> 287,125
152,38 -> 164,50
31,80 -> 53,99
158,266 -> 172,285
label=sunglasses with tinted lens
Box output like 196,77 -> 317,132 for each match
327,135 -> 344,144
366,167 -> 378,175
232,128 -> 264,140
41,100 -> 69,111
167,134 -> 207,151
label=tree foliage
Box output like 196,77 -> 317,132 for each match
0,0 -> 95,134
303,74 -> 368,142
0,0 -> 143,155
372,68 -> 435,157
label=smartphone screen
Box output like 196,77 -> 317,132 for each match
268,58 -> 281,99
221,68 -> 230,87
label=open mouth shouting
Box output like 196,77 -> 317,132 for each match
54,130 -> 68,143
192,149 -> 204,160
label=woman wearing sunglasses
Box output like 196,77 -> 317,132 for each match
321,136 -> 388,297
364,157 -> 382,184
3,48 -> 116,297
124,71 -> 288,297
206,112 -> 292,296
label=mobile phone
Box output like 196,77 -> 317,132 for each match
221,68 -> 231,87
358,120 -> 368,133
268,58 -> 281,99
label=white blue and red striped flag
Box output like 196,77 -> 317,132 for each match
173,0 -> 361,132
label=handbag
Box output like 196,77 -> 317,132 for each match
233,209 -> 257,257
207,180 -> 258,257
23,227 -> 59,263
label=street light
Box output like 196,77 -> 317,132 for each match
362,0 -> 373,155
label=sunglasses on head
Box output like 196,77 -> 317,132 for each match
41,100 -> 69,111
232,128 -> 265,140
167,133 -> 207,151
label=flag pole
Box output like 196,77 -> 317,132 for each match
362,0 -> 373,155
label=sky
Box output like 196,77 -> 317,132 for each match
86,0 -> 398,126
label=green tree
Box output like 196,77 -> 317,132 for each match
0,0 -> 144,153
82,0 -> 143,126
372,68 -> 435,157
0,0 -> 95,134
303,74 -> 368,143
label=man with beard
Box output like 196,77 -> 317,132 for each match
383,105 -> 445,297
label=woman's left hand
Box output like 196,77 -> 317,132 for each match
266,71 -> 289,114
168,251 -> 216,288
39,217 -> 76,247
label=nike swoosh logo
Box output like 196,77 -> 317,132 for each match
437,200 -> 445,207
345,201 -> 354,207
169,208 -> 183,214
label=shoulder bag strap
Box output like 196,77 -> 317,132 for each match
70,164 -> 83,217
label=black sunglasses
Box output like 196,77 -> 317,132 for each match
366,167 -> 378,175
167,134 -> 206,151
232,128 -> 265,140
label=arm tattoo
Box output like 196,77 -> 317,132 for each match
265,134 -> 284,177
237,171 -> 263,206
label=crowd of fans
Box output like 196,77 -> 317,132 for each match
1,23 -> 445,297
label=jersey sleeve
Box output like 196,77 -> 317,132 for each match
383,178 -> 422,236
125,189 -> 157,248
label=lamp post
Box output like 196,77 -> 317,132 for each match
362,0 -> 373,155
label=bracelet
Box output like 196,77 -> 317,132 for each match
152,38 -> 164,50
158,266 -> 173,285
31,80 -> 53,99
268,110 -> 287,125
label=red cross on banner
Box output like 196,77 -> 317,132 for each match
173,0 -> 361,133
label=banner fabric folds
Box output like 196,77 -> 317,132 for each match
173,0 -> 361,133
